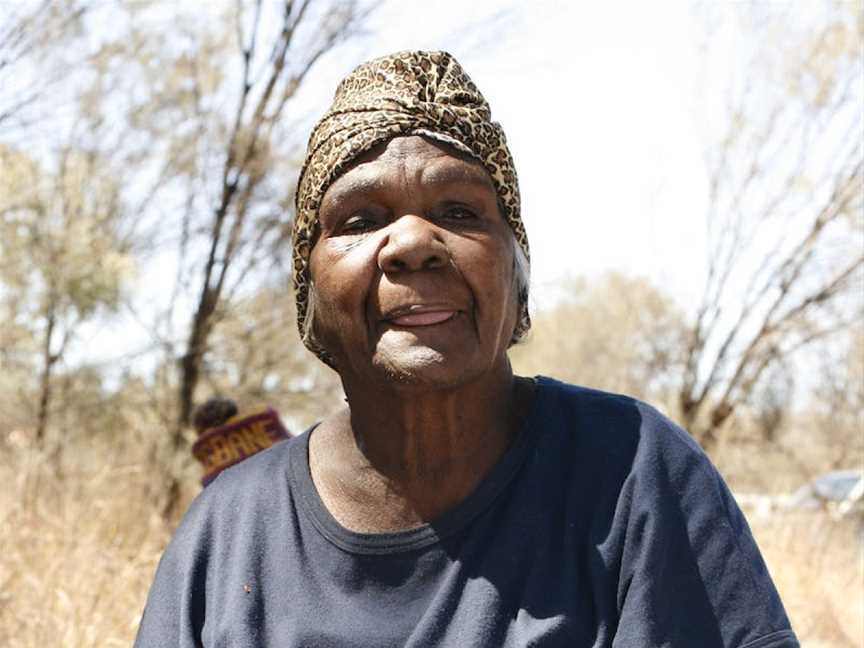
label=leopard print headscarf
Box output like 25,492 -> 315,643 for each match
293,50 -> 530,363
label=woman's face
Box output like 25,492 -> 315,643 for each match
308,135 -> 519,390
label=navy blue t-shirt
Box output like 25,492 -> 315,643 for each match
135,377 -> 799,647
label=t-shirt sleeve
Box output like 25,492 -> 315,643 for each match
610,406 -> 799,648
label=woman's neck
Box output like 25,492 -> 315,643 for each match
308,367 -> 534,533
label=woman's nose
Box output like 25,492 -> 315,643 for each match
378,215 -> 448,273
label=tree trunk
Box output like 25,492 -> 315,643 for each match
35,307 -> 57,446
161,287 -> 218,520
177,287 -> 218,437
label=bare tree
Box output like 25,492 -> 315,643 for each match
679,3 -> 863,449
0,1 -> 87,129
0,145 -> 131,446
176,0 -> 371,443
63,1 -> 377,515
0,0 -> 375,513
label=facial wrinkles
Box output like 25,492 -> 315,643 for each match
323,174 -> 389,213
363,139 -> 457,203
420,161 -> 495,195
326,233 -> 378,256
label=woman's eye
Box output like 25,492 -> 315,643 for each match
340,214 -> 377,234
440,205 -> 478,221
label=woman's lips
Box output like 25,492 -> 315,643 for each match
387,309 -> 457,327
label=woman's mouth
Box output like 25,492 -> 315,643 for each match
386,308 -> 458,327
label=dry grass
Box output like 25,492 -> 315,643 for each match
751,512 -> 864,648
0,440 -> 198,647
1,440 -> 861,646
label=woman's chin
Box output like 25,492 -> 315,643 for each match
369,341 -> 477,389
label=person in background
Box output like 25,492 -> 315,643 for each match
191,397 -> 291,487
135,50 -> 799,647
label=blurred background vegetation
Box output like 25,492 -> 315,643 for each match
0,1 -> 861,645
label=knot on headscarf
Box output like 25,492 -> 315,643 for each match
292,50 -> 530,364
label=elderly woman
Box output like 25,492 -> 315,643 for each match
135,51 -> 798,647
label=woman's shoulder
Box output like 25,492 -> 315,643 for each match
529,376 -> 746,561
180,432 -> 308,526
530,375 -> 708,467
210,431 -> 302,487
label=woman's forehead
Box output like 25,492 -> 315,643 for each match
322,135 -> 495,205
